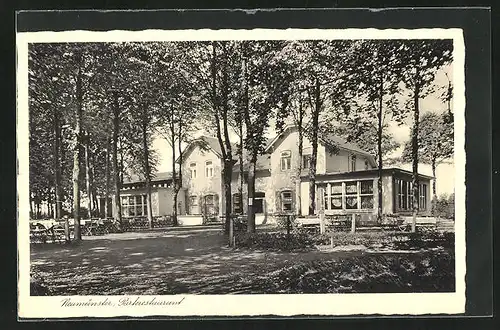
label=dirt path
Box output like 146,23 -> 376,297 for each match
31,228 -> 367,295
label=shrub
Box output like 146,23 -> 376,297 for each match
433,193 -> 455,220
235,232 -> 316,251
275,214 -> 299,234
251,251 -> 455,293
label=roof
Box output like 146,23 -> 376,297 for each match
264,124 -> 377,166
123,171 -> 173,185
320,133 -> 374,159
176,135 -> 234,163
309,167 -> 434,181
233,154 -> 271,172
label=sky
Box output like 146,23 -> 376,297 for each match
152,65 -> 455,195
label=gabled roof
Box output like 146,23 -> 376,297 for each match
264,124 -> 376,166
123,171 -> 173,185
176,135 -> 234,163
320,133 -> 374,159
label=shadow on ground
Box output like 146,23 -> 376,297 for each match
30,228 -> 454,295
30,228 -> 349,295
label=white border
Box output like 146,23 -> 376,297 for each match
17,28 -> 466,318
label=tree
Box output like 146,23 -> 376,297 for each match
300,40 -> 354,215
179,41 -> 240,234
239,40 -> 288,232
323,39 -> 404,220
401,111 -> 454,200
399,39 -> 453,232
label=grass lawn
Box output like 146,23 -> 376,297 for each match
30,227 -> 455,295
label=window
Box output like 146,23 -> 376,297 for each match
189,195 -> 199,215
203,194 -> 218,215
419,183 -> 427,210
395,178 -> 418,211
345,181 -> 358,209
280,190 -> 293,212
350,155 -> 357,172
205,161 -> 214,178
254,192 -> 265,214
360,180 -> 374,209
121,194 -> 146,217
323,180 -> 374,211
280,151 -> 292,171
233,193 -> 242,214
189,162 -> 197,179
325,183 -> 343,210
302,154 -> 311,170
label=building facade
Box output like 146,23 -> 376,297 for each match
108,125 -> 432,225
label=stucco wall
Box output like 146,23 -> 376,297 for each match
325,148 -> 373,173
230,171 -> 271,214
182,145 -> 223,213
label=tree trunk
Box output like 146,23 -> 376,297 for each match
431,158 -> 437,199
170,119 -> 179,226
411,66 -> 421,233
308,78 -> 321,215
104,137 -> 110,218
29,192 -> 34,219
377,73 -> 384,222
222,162 -> 233,233
84,135 -> 92,220
177,129 -> 183,217
247,158 -> 256,233
112,91 -> 122,229
238,124 -> 244,215
72,52 -> 83,241
142,117 -> 154,229
53,106 -> 63,220
296,123 -> 303,216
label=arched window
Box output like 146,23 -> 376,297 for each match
204,194 -> 218,215
350,155 -> 357,172
280,150 -> 292,171
189,162 -> 197,179
205,161 -> 214,178
189,195 -> 199,215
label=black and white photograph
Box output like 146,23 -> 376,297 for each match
17,21 -> 466,318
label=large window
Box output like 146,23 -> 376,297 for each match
205,161 -> 214,178
396,178 -> 427,211
121,195 -> 146,217
189,162 -> 197,179
280,190 -> 293,212
323,180 -> 374,211
280,151 -> 292,171
189,195 -> 199,214
419,183 -> 427,210
360,180 -> 374,209
325,183 -> 343,210
345,181 -> 358,209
